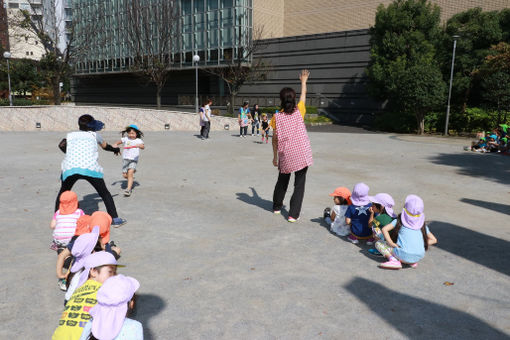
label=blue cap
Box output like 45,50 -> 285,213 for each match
88,120 -> 104,131
127,124 -> 139,131
489,134 -> 498,140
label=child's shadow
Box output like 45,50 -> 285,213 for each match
236,187 -> 288,214
79,193 -> 119,215
131,293 -> 166,340
111,180 -> 140,190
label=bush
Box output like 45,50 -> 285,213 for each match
0,98 -> 51,106
304,115 -> 333,124
373,111 -> 417,133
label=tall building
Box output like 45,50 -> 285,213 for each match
71,0 -> 510,122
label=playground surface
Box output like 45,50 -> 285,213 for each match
1,129 -> 509,339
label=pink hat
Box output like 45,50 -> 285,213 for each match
70,226 -> 100,273
350,183 -> 370,206
89,275 -> 140,340
401,195 -> 425,230
76,251 -> 118,289
368,193 -> 396,218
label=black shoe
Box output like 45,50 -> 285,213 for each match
323,207 -> 331,219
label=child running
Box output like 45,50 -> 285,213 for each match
50,191 -> 84,251
79,275 -> 143,340
375,195 -> 437,269
345,182 -> 374,244
323,187 -> 351,236
261,113 -> 270,144
114,125 -> 145,197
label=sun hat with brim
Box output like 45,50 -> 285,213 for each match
401,195 -> 425,230
76,251 -> 123,289
70,226 -> 100,273
329,187 -> 352,204
368,193 -> 396,218
350,182 -> 370,206
75,215 -> 92,236
59,191 -> 78,215
489,134 -> 498,140
127,124 -> 140,131
89,275 -> 140,340
88,119 -> 104,131
90,211 -> 112,244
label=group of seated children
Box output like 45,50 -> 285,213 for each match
468,124 -> 509,153
50,190 -> 143,340
323,183 -> 437,270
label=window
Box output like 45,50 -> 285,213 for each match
26,51 -> 29,55
9,3 -> 19,9
30,51 -> 33,55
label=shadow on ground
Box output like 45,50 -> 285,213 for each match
78,193 -> 119,214
430,221 -> 510,277
132,293 -> 166,340
236,187 -> 285,214
460,198 -> 510,216
345,277 -> 509,339
428,152 -> 510,185
111,180 -> 140,190
306,123 -> 374,134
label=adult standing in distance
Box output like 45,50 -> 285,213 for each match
55,114 -> 127,227
271,70 -> 313,222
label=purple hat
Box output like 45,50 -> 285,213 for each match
368,193 -> 396,218
76,251 -> 118,289
401,195 -> 425,230
70,226 -> 100,273
89,275 -> 140,340
350,183 -> 370,206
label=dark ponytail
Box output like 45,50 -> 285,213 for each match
391,214 -> 428,251
279,87 -> 296,114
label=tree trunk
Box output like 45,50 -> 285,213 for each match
52,77 -> 61,105
415,111 -> 425,135
156,84 -> 162,109
230,92 -> 236,115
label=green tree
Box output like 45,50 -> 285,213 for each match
10,58 -> 42,96
367,0 -> 446,134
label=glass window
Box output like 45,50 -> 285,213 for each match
208,30 -> 218,48
207,11 -> 218,29
221,0 -> 233,7
194,0 -> 204,13
207,0 -> 218,10
182,1 -> 191,15
195,13 -> 205,31
221,8 -> 233,27
221,28 -> 232,46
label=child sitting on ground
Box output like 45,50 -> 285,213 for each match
323,187 -> 351,236
375,195 -> 437,269
345,183 -> 374,244
367,193 -> 397,256
79,275 -> 143,340
469,137 -> 487,152
52,251 -> 121,340
50,191 -> 84,251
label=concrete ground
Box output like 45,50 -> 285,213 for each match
1,128 -> 509,339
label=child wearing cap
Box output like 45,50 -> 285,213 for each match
52,251 -> 121,340
469,137 -> 487,152
323,187 -> 351,236
345,183 -> 374,244
50,191 -> 85,251
114,125 -> 145,197
367,193 -> 397,256
375,195 -> 437,269
79,275 -> 143,340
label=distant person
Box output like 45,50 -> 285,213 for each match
113,124 -> 145,197
199,99 -> 212,139
375,195 -> 437,269
271,69 -> 313,222
260,113 -> 270,144
251,104 -> 260,136
345,182 -> 374,244
79,275 -> 143,340
323,187 -> 351,236
56,114 -> 126,227
238,101 -> 251,138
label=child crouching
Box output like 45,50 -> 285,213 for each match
323,187 -> 351,236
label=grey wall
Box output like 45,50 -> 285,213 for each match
72,28 -> 382,124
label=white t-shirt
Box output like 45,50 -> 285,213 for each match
79,318 -> 143,340
121,137 -> 143,161
330,205 -> 350,236
203,104 -> 211,122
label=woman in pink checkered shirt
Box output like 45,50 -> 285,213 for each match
270,70 -> 313,222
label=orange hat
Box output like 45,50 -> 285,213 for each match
329,187 -> 352,205
59,191 -> 78,215
90,211 -> 112,244
75,215 -> 92,236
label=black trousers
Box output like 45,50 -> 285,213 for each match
55,174 -> 118,218
239,126 -> 248,136
272,166 -> 308,218
200,121 -> 210,138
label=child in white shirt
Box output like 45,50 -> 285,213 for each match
114,124 -> 144,196
323,187 -> 352,236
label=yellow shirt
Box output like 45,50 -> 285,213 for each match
52,279 -> 102,340
270,101 -> 306,130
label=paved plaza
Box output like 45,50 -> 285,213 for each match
1,129 -> 509,339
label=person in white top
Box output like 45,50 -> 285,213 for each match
114,125 -> 145,197
199,99 -> 213,139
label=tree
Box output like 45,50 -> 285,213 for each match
367,0 -> 446,134
125,0 -> 179,109
205,26 -> 270,114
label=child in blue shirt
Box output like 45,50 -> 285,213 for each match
345,182 -> 374,244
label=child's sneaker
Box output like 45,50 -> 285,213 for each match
50,241 -> 59,251
58,278 -> 67,291
288,216 -> 300,223
266,139 -> 268,144
379,258 -> 402,269
112,217 -> 127,228
347,234 -> 359,244
124,190 -> 132,197
409,263 -> 418,269
368,248 -> 383,256
273,210 -> 281,215
323,207 -> 331,219
366,237 -> 375,245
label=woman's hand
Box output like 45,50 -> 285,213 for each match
299,69 -> 310,83
272,157 -> 278,167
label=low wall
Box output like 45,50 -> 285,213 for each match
0,105 -> 238,131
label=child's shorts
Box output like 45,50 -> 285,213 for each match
122,159 -> 138,173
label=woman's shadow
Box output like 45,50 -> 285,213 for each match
111,180 -> 140,190
131,293 -> 166,340
236,187 -> 288,215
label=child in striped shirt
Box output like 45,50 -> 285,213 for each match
50,191 -> 84,249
